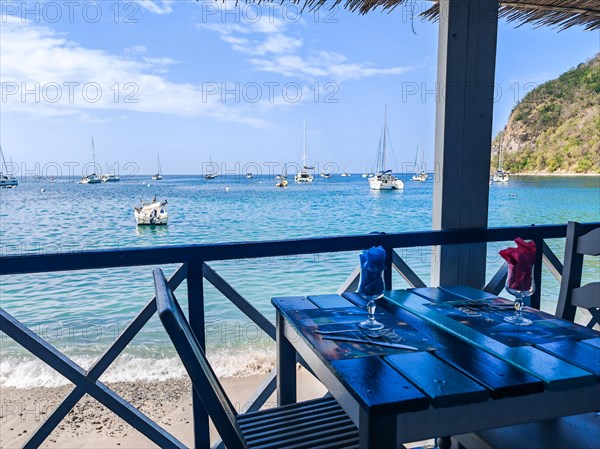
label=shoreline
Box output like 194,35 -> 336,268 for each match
0,369 -> 434,448
0,369 -> 326,448
507,172 -> 600,177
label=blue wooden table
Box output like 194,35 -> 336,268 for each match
272,286 -> 600,449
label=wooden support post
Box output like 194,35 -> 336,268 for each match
384,245 -> 393,290
531,238 -> 544,309
276,312 -> 297,406
431,0 -> 499,289
188,261 -> 210,449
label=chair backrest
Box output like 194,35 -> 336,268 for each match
153,268 -> 247,449
556,222 -> 600,328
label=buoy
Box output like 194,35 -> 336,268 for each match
147,184 -> 151,187
40,189 -> 45,192
225,187 -> 230,192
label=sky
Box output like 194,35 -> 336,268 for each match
1,0 -> 598,176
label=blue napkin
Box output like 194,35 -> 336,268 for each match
358,246 -> 386,297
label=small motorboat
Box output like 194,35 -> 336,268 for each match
134,197 -> 168,225
276,179 -> 288,188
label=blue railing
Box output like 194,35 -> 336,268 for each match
1,223 -> 598,448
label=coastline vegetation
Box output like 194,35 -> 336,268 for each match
493,53 -> 600,174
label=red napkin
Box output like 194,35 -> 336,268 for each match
499,238 -> 536,290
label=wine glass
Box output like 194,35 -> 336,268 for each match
503,264 -> 534,326
358,269 -> 385,331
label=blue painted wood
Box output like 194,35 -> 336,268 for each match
342,292 -> 368,307
409,287 -> 460,303
187,261 -> 210,449
440,285 -> 497,300
272,296 -> 319,312
536,340 -> 600,377
434,345 -> 544,398
307,294 -> 354,309
24,264 -> 188,449
330,356 -> 429,415
386,289 -> 597,391
4,223 -> 599,276
386,352 -> 489,407
0,307 -> 186,449
582,338 -> 600,349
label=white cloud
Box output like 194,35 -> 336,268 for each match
125,45 -> 148,54
0,17 -> 270,127
201,12 -> 415,81
136,0 -> 174,15
143,57 -> 179,65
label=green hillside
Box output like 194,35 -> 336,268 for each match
493,54 -> 600,174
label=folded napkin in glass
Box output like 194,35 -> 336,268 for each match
358,246 -> 386,299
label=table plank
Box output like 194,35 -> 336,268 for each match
409,287 -> 459,303
386,289 -> 597,391
330,356 -> 429,415
342,292 -> 367,307
581,337 -> 600,349
497,346 -> 595,390
440,286 -> 497,301
307,294 -> 353,309
434,345 -> 544,398
536,339 -> 600,377
385,352 -> 489,407
272,296 -> 319,312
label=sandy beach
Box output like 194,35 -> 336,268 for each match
0,367 -> 433,448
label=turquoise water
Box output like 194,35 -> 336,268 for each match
1,175 -> 598,386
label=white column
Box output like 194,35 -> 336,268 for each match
431,0 -> 499,288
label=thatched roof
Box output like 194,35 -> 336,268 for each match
280,1 -> 600,30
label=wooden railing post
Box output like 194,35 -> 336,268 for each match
531,238 -> 544,309
384,245 -> 393,290
188,260 -> 210,448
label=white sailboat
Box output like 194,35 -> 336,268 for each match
152,154 -> 163,180
101,160 -> 120,182
295,121 -> 314,183
411,142 -> 428,182
134,196 -> 168,225
492,131 -> 509,183
0,146 -> 18,188
80,138 -> 102,184
205,156 -> 217,179
369,106 -> 404,191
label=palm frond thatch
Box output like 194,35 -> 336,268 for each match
270,1 -> 600,30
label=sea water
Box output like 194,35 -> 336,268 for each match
1,174 -> 598,387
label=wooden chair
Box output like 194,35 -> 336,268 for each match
454,221 -> 600,449
153,268 -> 359,449
555,221 -> 600,328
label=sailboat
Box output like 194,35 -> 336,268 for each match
341,164 -> 350,177
205,156 -> 217,179
80,138 -> 102,184
295,121 -> 314,183
0,146 -> 18,188
492,131 -> 509,183
152,154 -> 163,180
369,106 -> 404,191
101,160 -> 120,182
411,142 -> 428,182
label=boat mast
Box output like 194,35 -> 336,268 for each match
0,145 -> 8,174
157,153 -> 162,175
380,105 -> 388,172
91,138 -> 97,173
302,120 -> 307,169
